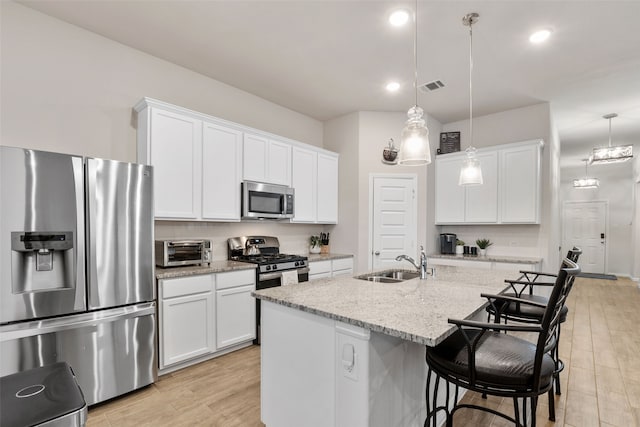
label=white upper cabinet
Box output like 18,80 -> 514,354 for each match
435,155 -> 466,224
135,97 -> 338,223
291,148 -> 339,224
317,153 -> 338,223
500,143 -> 541,223
242,133 -> 268,182
138,106 -> 202,219
291,146 -> 317,222
435,140 -> 542,225
465,151 -> 499,223
268,140 -> 292,186
243,133 -> 291,186
202,121 -> 243,221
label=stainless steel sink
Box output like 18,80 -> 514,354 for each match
359,276 -> 403,283
355,269 -> 421,283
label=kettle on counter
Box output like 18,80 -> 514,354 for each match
244,243 -> 261,256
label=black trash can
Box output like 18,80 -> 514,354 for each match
0,362 -> 87,427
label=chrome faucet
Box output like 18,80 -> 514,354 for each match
396,246 -> 430,279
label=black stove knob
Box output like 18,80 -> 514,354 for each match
266,265 -> 271,271
272,264 -> 278,270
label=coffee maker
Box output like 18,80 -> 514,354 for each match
440,233 -> 457,254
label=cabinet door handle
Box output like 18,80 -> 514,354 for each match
342,344 -> 355,372
374,251 -> 380,256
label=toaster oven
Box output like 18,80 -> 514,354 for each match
155,239 -> 212,267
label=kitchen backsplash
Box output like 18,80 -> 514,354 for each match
155,221 -> 328,260
439,225 -> 542,258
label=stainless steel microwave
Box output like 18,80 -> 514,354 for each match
155,239 -> 212,267
242,181 -> 294,220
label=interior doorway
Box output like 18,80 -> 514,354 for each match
562,200 -> 607,274
369,174 -> 417,270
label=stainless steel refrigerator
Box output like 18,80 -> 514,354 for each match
0,146 -> 156,406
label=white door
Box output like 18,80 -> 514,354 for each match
562,201 -> 607,274
370,175 -> 417,269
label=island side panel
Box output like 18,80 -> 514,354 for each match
261,301 -> 336,427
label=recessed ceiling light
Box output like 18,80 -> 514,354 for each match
529,29 -> 552,44
389,10 -> 410,27
386,82 -> 400,92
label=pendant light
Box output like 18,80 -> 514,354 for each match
397,0 -> 430,166
589,113 -> 633,164
573,158 -> 600,189
458,12 -> 483,186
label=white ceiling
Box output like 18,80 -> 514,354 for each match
18,0 -> 640,168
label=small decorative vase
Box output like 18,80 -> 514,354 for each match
479,249 -> 487,257
455,245 -> 464,255
309,245 -> 321,254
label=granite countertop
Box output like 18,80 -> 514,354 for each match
253,265 -> 512,347
156,260 -> 256,279
305,253 -> 353,262
428,253 -> 542,264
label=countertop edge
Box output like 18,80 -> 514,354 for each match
254,292 -> 440,346
427,253 -> 542,264
156,261 -> 256,279
305,253 -> 354,262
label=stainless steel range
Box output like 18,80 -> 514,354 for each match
228,236 -> 308,343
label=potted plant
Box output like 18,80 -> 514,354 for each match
455,239 -> 465,255
476,238 -> 493,256
309,235 -> 322,254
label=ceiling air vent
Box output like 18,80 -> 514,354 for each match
419,80 -> 445,92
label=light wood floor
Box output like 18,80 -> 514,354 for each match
87,276 -> 640,427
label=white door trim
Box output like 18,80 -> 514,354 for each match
562,200 -> 609,273
368,173 -> 418,271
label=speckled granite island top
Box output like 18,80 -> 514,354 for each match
156,260 -> 256,279
428,253 -> 542,264
253,266 -> 513,347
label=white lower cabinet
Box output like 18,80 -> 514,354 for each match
158,269 -> 256,372
331,257 -> 354,277
309,260 -> 332,280
308,257 -> 354,281
159,275 -> 215,369
261,302 -> 445,427
216,270 -> 256,349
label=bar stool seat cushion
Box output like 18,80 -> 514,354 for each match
426,330 -> 555,389
490,293 -> 569,323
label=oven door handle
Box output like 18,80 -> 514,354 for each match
259,267 -> 309,282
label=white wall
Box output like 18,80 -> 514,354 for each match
560,163 -> 635,276
441,103 -> 559,271
323,113 -> 360,266
323,111 -> 441,274
1,1 -> 326,254
1,2 -> 323,161
632,153 -> 640,281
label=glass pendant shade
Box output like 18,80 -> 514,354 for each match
573,177 -> 600,189
590,113 -> 633,164
398,106 -> 431,166
458,147 -> 483,185
589,145 -> 633,164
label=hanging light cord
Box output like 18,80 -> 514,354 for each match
414,0 -> 418,107
468,19 -> 474,148
608,116 -> 612,147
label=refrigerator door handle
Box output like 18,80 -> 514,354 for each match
72,156 -> 86,312
85,158 -> 98,304
0,302 -> 156,342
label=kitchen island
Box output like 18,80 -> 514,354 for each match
253,266 -> 513,427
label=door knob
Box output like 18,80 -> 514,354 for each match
374,251 -> 380,256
